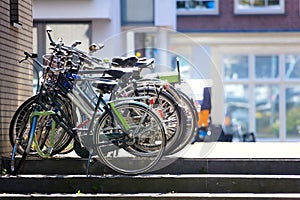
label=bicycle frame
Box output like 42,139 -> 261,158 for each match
64,76 -> 151,137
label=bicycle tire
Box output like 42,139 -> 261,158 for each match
146,81 -> 198,154
9,95 -> 73,156
167,89 -> 198,154
93,101 -> 166,174
114,86 -> 185,154
10,108 -> 41,175
10,96 -> 42,156
132,79 -> 194,154
10,108 -> 49,175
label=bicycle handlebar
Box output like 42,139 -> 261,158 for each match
19,52 -> 38,63
46,26 -> 56,47
45,26 -> 104,67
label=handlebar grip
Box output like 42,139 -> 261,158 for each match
19,58 -> 26,63
71,40 -> 82,48
24,51 -> 31,57
19,51 -> 31,63
46,27 -> 56,46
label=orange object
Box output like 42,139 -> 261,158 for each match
198,109 -> 210,127
224,116 -> 231,126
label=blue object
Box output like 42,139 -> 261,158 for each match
207,1 -> 214,9
199,129 -> 207,138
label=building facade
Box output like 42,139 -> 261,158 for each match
3,0 -> 300,142
0,0 -> 33,155
176,0 -> 300,141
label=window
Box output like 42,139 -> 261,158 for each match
223,55 -> 249,80
10,0 -> 22,28
255,84 -> 279,139
285,85 -> 300,139
223,55 -> 250,140
285,55 -> 300,139
121,0 -> 154,25
285,54 -> 300,79
255,55 -> 279,79
223,53 -> 300,141
224,84 -> 250,135
223,54 -> 281,140
234,0 -> 285,14
176,0 -> 219,15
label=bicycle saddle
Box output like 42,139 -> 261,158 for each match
135,58 -> 155,69
111,56 -> 138,67
103,68 -> 136,79
92,79 -> 118,93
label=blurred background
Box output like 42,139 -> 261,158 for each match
2,1 -> 300,153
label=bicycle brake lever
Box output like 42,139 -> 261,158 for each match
18,58 -> 26,63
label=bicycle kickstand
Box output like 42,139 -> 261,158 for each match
86,148 -> 94,177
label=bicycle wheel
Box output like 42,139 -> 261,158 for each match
145,81 -> 198,154
10,96 -> 42,156
114,86 -> 185,154
167,89 -> 198,154
93,101 -> 166,174
9,95 -> 73,156
138,80 -> 198,154
10,107 -> 41,175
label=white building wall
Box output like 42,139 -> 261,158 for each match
33,0 -> 123,58
33,0 -> 177,59
33,0 -> 112,20
91,19 -> 124,59
154,0 -> 176,30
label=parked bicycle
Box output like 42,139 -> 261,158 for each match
79,57 -> 198,155
9,27 -> 167,175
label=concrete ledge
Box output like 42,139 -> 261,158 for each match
1,193 -> 300,200
3,142 -> 300,175
2,142 -> 300,198
2,157 -> 300,175
1,174 -> 300,194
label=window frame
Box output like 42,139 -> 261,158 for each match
234,0 -> 285,15
176,0 -> 219,15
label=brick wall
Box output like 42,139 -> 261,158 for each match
0,0 -> 33,156
177,0 -> 300,32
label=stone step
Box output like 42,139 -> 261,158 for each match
1,193 -> 300,199
2,141 -> 300,199
2,157 -> 300,175
1,174 -> 300,194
